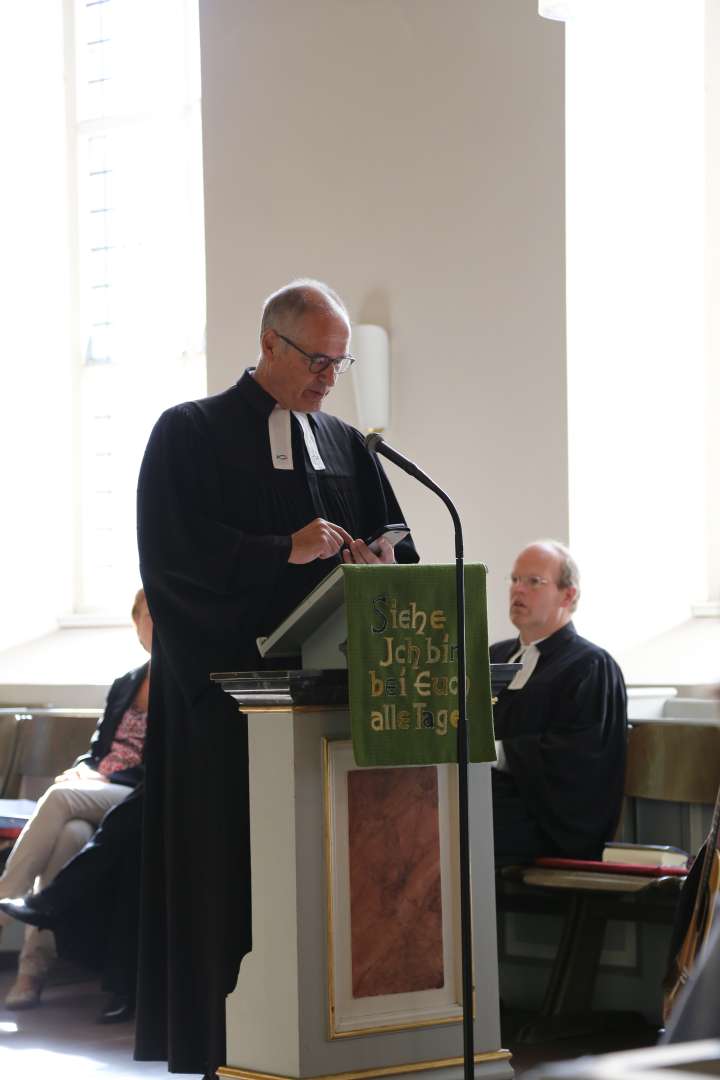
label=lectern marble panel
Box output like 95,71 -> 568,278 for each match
347,766 -> 443,998
213,671 -> 513,1080
326,740 -> 462,1037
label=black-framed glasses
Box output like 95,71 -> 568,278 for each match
274,332 -> 355,375
505,574 -> 552,590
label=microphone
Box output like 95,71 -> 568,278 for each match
365,429 -> 473,1079
365,432 -> 461,554
364,433 -> 428,483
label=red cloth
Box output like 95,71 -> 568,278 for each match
533,855 -> 687,878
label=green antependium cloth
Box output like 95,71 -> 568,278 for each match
344,563 -> 496,766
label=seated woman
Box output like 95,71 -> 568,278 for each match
0,588 -> 151,1009
1,785 -> 145,1023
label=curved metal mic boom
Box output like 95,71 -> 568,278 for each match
364,433 -> 436,488
364,431 -> 474,1080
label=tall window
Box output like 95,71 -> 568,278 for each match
71,0 -> 206,615
564,0 -> 706,652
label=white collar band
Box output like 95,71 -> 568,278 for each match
267,406 -> 326,471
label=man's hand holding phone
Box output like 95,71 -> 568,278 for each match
342,537 -> 394,564
289,518 -> 354,564
289,519 -> 409,566
342,523 -> 409,565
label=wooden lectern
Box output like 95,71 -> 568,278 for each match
213,567 -> 513,1080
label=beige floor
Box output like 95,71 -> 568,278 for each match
0,966 -> 200,1079
0,960 -> 658,1080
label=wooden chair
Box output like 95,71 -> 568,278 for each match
496,722 -> 720,1043
1,708 -> 102,800
0,711 -> 25,797
0,708 -> 102,860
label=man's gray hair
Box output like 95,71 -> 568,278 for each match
538,539 -> 581,613
260,279 -> 350,336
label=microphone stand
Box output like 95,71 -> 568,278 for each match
366,434 -> 475,1080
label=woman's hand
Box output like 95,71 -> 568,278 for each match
55,762 -> 106,783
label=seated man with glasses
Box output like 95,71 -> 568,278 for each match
489,540 -> 627,861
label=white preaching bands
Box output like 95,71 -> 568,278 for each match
494,639 -> 545,772
268,406 -> 326,471
507,642 -> 541,690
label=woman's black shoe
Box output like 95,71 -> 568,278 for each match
97,994 -> 135,1024
0,895 -> 54,930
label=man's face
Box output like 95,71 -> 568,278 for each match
508,544 -> 575,643
261,307 -> 350,413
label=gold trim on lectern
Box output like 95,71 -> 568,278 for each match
240,705 -> 347,714
240,706 -> 295,713
216,1049 -> 512,1080
322,737 -> 339,1037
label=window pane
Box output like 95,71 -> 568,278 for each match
75,0 -> 200,123
74,1 -> 206,612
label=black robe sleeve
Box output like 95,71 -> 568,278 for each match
137,403 -> 303,702
138,404 -> 292,598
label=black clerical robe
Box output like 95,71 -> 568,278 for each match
489,622 -> 627,859
135,371 -> 418,1077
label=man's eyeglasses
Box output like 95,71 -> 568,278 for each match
505,574 -> 552,590
275,332 -> 355,375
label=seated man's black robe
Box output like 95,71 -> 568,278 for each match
489,622 -> 627,860
136,371 -> 418,1077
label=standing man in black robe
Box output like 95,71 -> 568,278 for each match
489,540 -> 627,861
135,279 -> 418,1078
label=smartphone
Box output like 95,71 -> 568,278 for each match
364,522 -> 410,555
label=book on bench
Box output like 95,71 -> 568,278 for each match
602,842 -> 688,868
0,799 -> 37,832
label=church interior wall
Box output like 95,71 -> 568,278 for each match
705,0 -> 720,605
199,0 -> 568,644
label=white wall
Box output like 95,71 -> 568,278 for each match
0,3 -> 75,650
706,0 -> 720,603
199,0 -> 567,642
565,2 -> 706,654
